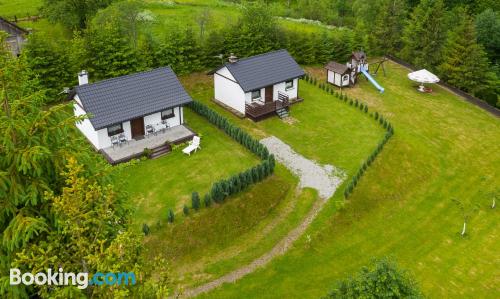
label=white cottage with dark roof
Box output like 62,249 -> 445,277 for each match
73,67 -> 195,163
210,49 -> 305,120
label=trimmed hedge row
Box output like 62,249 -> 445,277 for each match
302,73 -> 395,199
178,101 -> 276,215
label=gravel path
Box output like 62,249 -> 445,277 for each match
261,136 -> 344,199
178,136 -> 343,298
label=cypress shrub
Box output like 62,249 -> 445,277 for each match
183,205 -> 189,216
167,209 -> 174,223
269,155 -> 276,172
204,194 -> 212,207
191,192 -> 200,211
142,223 -> 150,236
349,99 -> 353,105
252,167 -> 260,182
246,169 -> 254,184
364,105 -> 368,113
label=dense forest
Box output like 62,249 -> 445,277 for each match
19,0 -> 500,107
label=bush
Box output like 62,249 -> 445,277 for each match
142,223 -> 150,235
191,191 -> 200,211
325,258 -> 423,298
142,148 -> 152,158
204,194 -> 212,207
183,205 -> 189,216
167,209 -> 174,223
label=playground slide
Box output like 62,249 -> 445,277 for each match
360,67 -> 384,93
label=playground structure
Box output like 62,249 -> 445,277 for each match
325,51 -> 386,93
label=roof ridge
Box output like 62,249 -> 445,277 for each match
76,66 -> 173,90
228,49 -> 288,65
0,16 -> 28,33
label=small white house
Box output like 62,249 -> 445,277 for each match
325,61 -> 350,87
210,49 -> 305,120
73,67 -> 193,151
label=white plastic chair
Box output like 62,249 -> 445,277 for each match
182,136 -> 201,156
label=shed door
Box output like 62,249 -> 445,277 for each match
265,85 -> 273,103
130,117 -> 145,139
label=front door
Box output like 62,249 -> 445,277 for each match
130,117 -> 145,139
265,86 -> 273,103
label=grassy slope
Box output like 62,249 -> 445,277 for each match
123,73 -> 383,290
171,73 -> 384,290
199,61 -> 500,298
118,109 -> 258,225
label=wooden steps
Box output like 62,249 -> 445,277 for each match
149,144 -> 171,159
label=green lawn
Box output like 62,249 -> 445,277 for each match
117,109 -> 258,226
116,71 -> 384,291
198,61 -> 500,298
0,0 -> 41,18
116,107 -> 315,289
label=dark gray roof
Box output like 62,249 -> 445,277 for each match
352,51 -> 366,61
0,17 -> 28,36
325,61 -> 349,74
75,67 -> 192,130
216,49 -> 305,92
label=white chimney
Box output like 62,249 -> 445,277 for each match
228,53 -> 238,63
78,70 -> 88,85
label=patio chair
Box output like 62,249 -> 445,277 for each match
182,136 -> 201,156
146,125 -> 155,137
111,135 -> 119,148
118,133 -> 128,146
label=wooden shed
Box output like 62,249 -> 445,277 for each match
0,17 -> 28,56
325,61 -> 350,87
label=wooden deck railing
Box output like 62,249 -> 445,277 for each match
245,92 -> 291,119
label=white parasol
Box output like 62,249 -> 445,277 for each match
407,69 -> 440,91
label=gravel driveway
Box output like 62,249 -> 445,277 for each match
261,136 -> 344,199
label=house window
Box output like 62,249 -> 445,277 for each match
285,80 -> 294,90
161,108 -> 175,120
107,123 -> 123,136
343,75 -> 349,82
251,90 -> 261,101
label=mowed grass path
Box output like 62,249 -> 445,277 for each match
132,74 -> 384,291
172,72 -> 384,291
198,61 -> 500,298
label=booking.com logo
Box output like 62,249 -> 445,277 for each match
10,268 -> 136,289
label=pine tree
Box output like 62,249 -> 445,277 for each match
437,11 -> 497,95
85,24 -> 143,80
371,0 -> 407,55
401,0 -> 446,69
22,33 -> 73,101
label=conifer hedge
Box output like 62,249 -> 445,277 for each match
188,101 -> 276,210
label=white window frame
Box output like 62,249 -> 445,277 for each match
251,90 -> 261,101
161,108 -> 175,120
107,123 -> 123,136
285,80 -> 294,90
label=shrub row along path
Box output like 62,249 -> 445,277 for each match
180,136 -> 344,298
